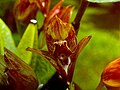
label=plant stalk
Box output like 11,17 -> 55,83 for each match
72,0 -> 89,35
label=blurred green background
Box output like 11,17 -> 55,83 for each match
71,1 -> 120,90
0,0 -> 120,90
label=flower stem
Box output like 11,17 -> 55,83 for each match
40,72 -> 69,90
72,0 -> 89,35
96,80 -> 104,90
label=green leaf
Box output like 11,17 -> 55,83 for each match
34,56 -> 55,85
26,48 -> 56,85
0,18 -> 16,55
87,0 -> 120,3
36,11 -> 44,29
30,24 -> 39,68
17,23 -> 37,64
38,31 -> 46,49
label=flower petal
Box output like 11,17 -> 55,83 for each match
72,35 -> 92,61
57,5 -> 74,23
14,0 -> 38,22
67,35 -> 91,82
102,58 -> 120,87
45,0 -> 64,24
4,48 -> 38,90
46,16 -> 77,54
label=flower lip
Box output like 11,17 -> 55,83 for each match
54,40 -> 67,46
53,40 -> 72,59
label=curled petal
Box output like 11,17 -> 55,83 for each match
45,0 -> 64,24
29,0 -> 51,15
57,5 -> 74,23
72,35 -> 92,60
67,35 -> 92,82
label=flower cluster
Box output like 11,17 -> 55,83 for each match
3,0 -> 92,89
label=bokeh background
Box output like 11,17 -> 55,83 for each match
0,0 -> 120,90
71,1 -> 120,90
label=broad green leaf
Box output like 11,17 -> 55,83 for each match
26,48 -> 57,69
17,23 -> 37,64
87,0 -> 120,3
30,24 -> 38,68
34,56 -> 55,85
26,47 -> 55,84
0,18 -> 16,55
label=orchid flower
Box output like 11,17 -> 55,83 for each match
97,58 -> 120,90
27,16 -> 91,84
14,0 -> 51,22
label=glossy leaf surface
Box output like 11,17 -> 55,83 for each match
17,23 -> 37,64
0,18 -> 16,55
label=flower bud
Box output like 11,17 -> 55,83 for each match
13,0 -> 38,23
102,58 -> 120,90
45,0 -> 74,26
4,48 -> 38,90
97,58 -> 120,90
46,16 -> 77,55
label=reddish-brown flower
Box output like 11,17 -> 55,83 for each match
14,0 -> 37,23
29,0 -> 51,15
44,0 -> 74,28
4,48 -> 38,90
14,0 -> 51,23
27,16 -> 91,83
97,58 -> 120,90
